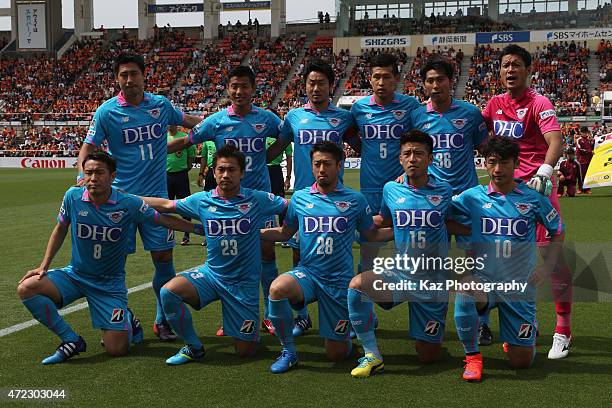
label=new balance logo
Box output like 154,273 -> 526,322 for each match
334,320 -> 349,334
110,308 -> 125,323
240,320 -> 256,334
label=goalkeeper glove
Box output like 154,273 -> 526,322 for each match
527,164 -> 553,196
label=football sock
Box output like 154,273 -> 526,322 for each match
348,288 -> 382,360
269,297 -> 296,353
160,287 -> 202,349
480,310 -> 490,326
261,260 -> 278,320
22,295 -> 79,343
454,293 -> 480,355
296,305 -> 309,320
152,260 -> 176,324
555,312 -> 571,337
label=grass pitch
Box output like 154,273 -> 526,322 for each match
1,169 -> 611,407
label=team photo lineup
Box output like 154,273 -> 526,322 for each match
2,2 -> 612,405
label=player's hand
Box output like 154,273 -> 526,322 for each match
527,164 -> 554,196
527,175 -> 553,196
284,177 -> 291,192
19,267 -> 48,283
395,173 -> 406,184
558,174 -> 565,182
197,173 -> 205,188
529,266 -> 551,287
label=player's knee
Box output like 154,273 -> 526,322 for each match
349,274 -> 362,290
234,341 -> 257,358
17,279 -> 38,300
415,342 -> 442,364
326,347 -> 348,362
151,250 -> 173,263
269,278 -> 291,299
105,342 -> 129,357
507,346 -> 534,369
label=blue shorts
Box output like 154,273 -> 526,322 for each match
47,268 -> 129,331
376,269 -> 448,344
485,295 -> 537,347
180,267 -> 259,342
362,191 -> 383,215
127,221 -> 175,254
286,267 -> 350,342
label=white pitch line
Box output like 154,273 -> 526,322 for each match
0,282 -> 153,338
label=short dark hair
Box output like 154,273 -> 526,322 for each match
82,150 -> 117,173
228,65 -> 256,87
580,126 -> 589,133
499,44 -> 531,68
400,130 -> 434,154
420,56 -> 454,82
114,53 -> 145,75
371,53 -> 399,76
481,137 -> 520,161
310,141 -> 344,164
212,144 -> 246,171
304,59 -> 335,86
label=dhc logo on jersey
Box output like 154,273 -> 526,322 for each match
493,121 -> 525,139
76,223 -> 122,242
207,218 -> 251,236
395,210 -> 442,228
123,123 -> 164,144
304,216 -> 348,234
297,130 -> 341,145
481,217 -> 528,237
226,137 -> 265,153
430,133 -> 464,149
363,124 -> 403,140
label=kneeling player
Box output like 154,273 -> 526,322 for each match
348,130 -> 464,378
17,151 -> 201,364
261,141 -> 389,373
451,138 -> 564,381
141,144 -> 288,364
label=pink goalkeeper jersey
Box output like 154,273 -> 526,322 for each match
483,88 -> 560,181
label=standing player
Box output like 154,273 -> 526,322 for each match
261,141 -> 387,373
348,130 -> 458,378
575,126 -> 593,194
140,145 -> 288,364
166,125 -> 196,245
266,60 -> 360,336
167,66 -> 282,336
351,53 -> 421,274
482,45 -> 572,358
17,151 -> 202,364
410,56 -> 491,344
451,137 -> 563,381
558,148 -> 579,197
77,53 -> 203,341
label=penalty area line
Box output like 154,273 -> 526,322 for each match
0,282 -> 153,338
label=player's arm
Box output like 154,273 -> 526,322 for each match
361,225 -> 394,242
266,138 -> 290,163
285,151 -> 293,191
373,214 -> 392,229
155,214 -> 204,236
181,114 -> 203,129
542,130 -> 563,169
446,219 -> 471,235
140,196 -> 178,213
343,125 -> 361,155
260,223 -> 297,242
20,222 -> 69,282
168,136 -> 191,154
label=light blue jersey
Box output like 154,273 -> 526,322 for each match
451,180 -> 564,284
57,186 -> 161,292
380,176 -> 453,258
189,105 -> 281,192
174,187 -> 287,285
411,99 -> 487,195
280,103 -> 355,190
285,183 -> 373,286
351,93 -> 420,193
85,92 -> 185,196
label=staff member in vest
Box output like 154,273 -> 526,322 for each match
167,125 -> 196,245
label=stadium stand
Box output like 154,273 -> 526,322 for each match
464,45 -> 502,108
